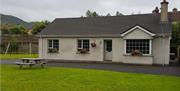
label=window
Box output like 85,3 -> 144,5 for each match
105,40 -> 112,52
77,39 -> 90,52
126,39 -> 150,54
48,39 -> 59,53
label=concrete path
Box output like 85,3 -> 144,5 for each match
1,59 -> 180,76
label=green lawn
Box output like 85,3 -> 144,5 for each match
1,65 -> 180,91
0,54 -> 38,59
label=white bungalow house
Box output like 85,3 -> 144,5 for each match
37,0 -> 172,65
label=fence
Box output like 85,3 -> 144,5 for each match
0,35 -> 38,54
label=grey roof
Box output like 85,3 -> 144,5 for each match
38,14 -> 172,37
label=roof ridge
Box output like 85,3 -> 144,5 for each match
54,13 -> 156,20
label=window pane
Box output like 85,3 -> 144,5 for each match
78,40 -> 82,48
83,40 -> 89,51
106,40 -> 112,52
53,40 -> 59,49
48,40 -> 52,48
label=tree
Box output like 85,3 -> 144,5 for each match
85,10 -> 123,17
116,11 -> 123,16
171,22 -> 180,48
1,26 -> 10,34
9,27 -> 22,34
106,13 -> 111,16
31,20 -> 50,34
92,12 -> 99,17
9,36 -> 19,53
0,24 -> 28,35
85,10 -> 99,17
1,24 -> 13,34
86,10 -> 92,17
9,25 -> 28,34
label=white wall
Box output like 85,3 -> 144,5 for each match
123,28 -> 153,39
153,37 -> 170,65
112,38 -> 153,65
40,38 -> 104,61
39,37 -> 154,64
39,28 -> 170,65
119,28 -> 153,64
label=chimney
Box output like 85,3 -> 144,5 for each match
152,7 -> 159,14
160,0 -> 169,22
173,8 -> 178,13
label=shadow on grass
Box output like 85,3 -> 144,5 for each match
13,65 -> 48,70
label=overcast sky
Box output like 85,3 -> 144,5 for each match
0,0 -> 179,22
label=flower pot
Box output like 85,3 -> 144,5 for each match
91,43 -> 96,47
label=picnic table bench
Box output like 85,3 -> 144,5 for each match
16,58 -> 46,69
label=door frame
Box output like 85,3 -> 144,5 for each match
103,39 -> 112,61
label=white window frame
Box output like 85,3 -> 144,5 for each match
77,39 -> 90,51
124,39 -> 152,55
48,39 -> 59,53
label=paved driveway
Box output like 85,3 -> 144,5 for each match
1,59 -> 180,76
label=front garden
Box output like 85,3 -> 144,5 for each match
1,65 -> 180,91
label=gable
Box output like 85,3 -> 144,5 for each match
121,26 -> 155,39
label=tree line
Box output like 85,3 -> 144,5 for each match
1,20 -> 50,35
1,10 -> 123,35
85,10 -> 123,17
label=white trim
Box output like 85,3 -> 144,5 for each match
37,34 -> 122,38
47,39 -> 60,53
121,25 -> 156,37
37,34 -> 171,38
124,40 -> 126,54
77,39 -> 90,51
39,37 -> 43,58
149,40 -> 152,55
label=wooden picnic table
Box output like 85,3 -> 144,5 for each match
16,58 -> 46,69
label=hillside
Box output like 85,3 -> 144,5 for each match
0,14 -> 35,29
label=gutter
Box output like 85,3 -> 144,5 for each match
36,34 -> 171,38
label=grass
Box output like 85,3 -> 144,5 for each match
0,54 -> 38,59
1,65 -> 180,91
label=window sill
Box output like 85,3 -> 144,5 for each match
76,51 -> 90,54
123,54 -> 152,57
48,52 -> 59,54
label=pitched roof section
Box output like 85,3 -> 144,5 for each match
38,14 -> 172,36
